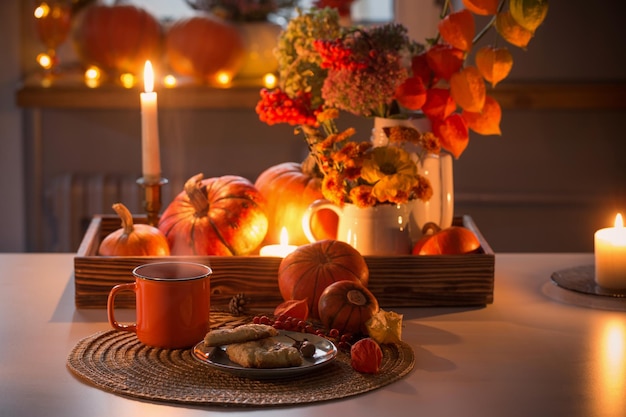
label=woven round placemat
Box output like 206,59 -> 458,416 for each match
67,329 -> 415,407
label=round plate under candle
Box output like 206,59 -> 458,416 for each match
551,265 -> 626,298
546,265 -> 626,311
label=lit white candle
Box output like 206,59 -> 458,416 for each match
595,213 -> 626,289
260,227 -> 297,257
141,60 -> 161,183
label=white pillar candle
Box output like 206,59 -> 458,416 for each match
140,60 -> 161,183
260,227 -> 297,257
594,213 -> 626,289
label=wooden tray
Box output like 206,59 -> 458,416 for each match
74,215 -> 495,309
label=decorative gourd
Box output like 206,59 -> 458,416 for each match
278,240 -> 369,319
158,173 -> 268,256
71,2 -> 163,75
165,14 -> 245,84
98,203 -> 170,256
254,157 -> 337,246
318,280 -> 379,335
412,222 -> 482,255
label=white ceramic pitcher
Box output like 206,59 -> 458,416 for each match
302,200 -> 415,255
372,117 -> 454,242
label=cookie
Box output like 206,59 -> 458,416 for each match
225,338 -> 303,368
203,323 -> 279,347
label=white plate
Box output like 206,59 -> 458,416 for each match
192,330 -> 338,379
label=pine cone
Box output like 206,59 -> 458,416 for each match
228,293 -> 249,316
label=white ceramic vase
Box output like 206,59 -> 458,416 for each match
372,117 -> 454,242
302,200 -> 414,256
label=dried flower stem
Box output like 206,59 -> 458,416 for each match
472,0 -> 507,45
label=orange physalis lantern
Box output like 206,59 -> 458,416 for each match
425,44 -> 465,81
432,113 -> 469,159
450,66 -> 486,113
462,0 -> 499,15
462,95 -> 502,136
422,88 -> 457,121
274,298 -> 309,321
509,0 -> 549,33
496,11 -> 534,49
411,52 -> 433,85
395,76 -> 427,110
475,46 -> 513,87
438,9 -> 475,52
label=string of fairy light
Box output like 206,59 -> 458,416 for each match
32,2 -> 278,90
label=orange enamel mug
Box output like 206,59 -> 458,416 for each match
107,262 -> 212,349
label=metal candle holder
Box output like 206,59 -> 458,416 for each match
136,177 -> 168,226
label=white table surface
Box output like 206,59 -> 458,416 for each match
0,253 -> 624,417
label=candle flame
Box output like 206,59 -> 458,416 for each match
615,213 -> 624,229
279,227 -> 289,246
143,60 -> 154,93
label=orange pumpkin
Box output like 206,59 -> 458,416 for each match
165,14 -> 245,84
278,240 -> 369,319
318,280 -> 379,335
98,203 -> 170,256
412,223 -> 482,255
158,173 -> 268,256
254,158 -> 337,246
71,3 -> 163,75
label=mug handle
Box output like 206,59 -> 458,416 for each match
302,199 -> 342,243
107,282 -> 137,333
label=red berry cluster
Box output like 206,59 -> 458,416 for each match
313,39 -> 368,71
255,88 -> 320,127
253,314 -> 355,351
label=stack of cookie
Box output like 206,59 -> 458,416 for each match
204,324 -> 303,369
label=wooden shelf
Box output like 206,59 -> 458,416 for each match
15,75 -> 626,111
15,72 -> 267,110
488,81 -> 626,111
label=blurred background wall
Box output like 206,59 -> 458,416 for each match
2,0 -> 625,253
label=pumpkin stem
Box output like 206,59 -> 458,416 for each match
112,203 -> 134,235
421,222 -> 442,236
347,289 -> 367,306
184,173 -> 210,216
